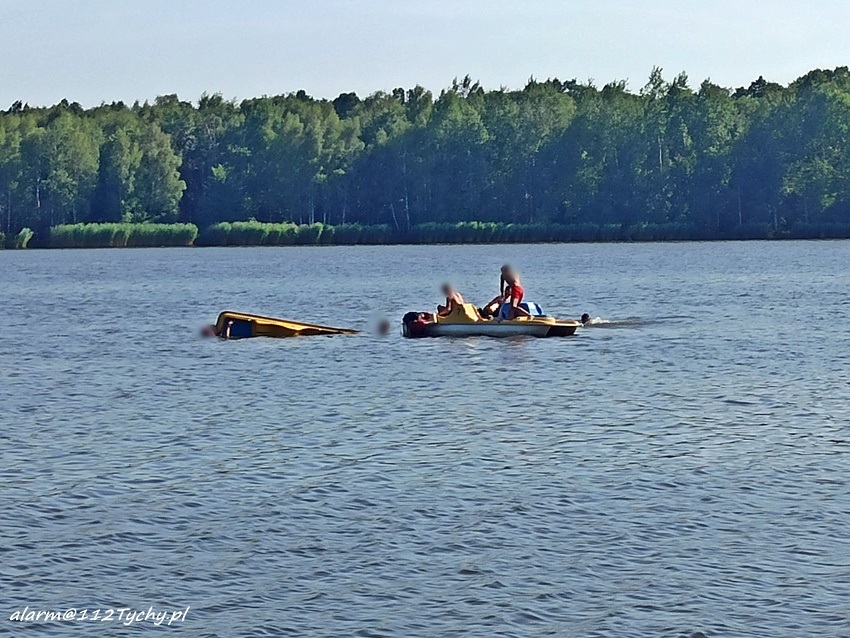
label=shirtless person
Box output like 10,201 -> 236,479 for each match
481,265 -> 531,319
437,283 -> 465,316
502,266 -> 531,319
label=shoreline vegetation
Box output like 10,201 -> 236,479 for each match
4,67 -> 850,248
1,220 -> 846,249
48,223 -> 198,248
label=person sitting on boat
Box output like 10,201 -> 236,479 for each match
437,283 -> 465,316
581,313 -> 591,325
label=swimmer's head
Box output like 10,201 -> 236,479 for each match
200,324 -> 219,338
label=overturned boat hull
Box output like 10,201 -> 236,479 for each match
216,311 -> 358,339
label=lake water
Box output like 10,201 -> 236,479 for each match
1,242 -> 849,637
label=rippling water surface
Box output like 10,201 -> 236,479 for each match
2,242 -> 849,637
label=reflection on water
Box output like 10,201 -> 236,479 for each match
1,241 -> 849,637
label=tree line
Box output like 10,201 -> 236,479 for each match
3,67 -> 850,244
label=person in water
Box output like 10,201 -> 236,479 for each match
437,283 -> 464,316
376,318 -> 392,336
200,320 -> 234,339
200,324 -> 220,338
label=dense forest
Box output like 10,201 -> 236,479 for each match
3,67 -> 850,245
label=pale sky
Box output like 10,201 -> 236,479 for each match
1,0 -> 848,108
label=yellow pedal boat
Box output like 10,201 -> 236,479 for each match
215,311 -> 358,339
402,303 -> 579,338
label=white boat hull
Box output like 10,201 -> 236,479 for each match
425,322 -> 553,338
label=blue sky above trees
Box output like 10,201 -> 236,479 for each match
1,0 -> 848,107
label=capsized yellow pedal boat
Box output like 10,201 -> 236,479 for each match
215,311 -> 358,339
402,303 -> 579,338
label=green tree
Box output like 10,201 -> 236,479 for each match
132,122 -> 186,221
92,115 -> 143,221
3,67 -> 850,240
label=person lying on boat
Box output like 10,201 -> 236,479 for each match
437,283 -> 465,316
